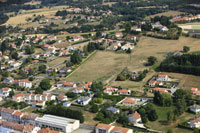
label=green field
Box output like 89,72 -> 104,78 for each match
192,25 -> 200,29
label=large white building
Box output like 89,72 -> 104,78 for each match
35,115 -> 80,133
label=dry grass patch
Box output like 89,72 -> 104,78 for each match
146,10 -> 185,19
47,57 -> 68,67
66,51 -> 129,82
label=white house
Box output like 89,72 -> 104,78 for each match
128,112 -> 142,124
72,87 -> 85,94
77,96 -> 91,106
0,87 -> 12,98
12,93 -> 24,102
117,89 -> 131,95
157,75 -> 169,81
96,124 -> 133,133
14,80 -> 32,88
189,117 -> 200,128
190,104 -> 200,114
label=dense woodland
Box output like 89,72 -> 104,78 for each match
160,54 -> 200,76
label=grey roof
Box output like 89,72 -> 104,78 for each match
106,107 -> 119,112
190,104 -> 200,110
36,115 -> 79,127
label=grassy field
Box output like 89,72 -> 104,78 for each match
146,10 -> 184,19
66,51 -> 129,82
146,104 -> 197,133
5,6 -> 69,26
47,57 -> 68,67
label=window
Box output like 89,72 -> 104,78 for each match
99,129 -> 106,133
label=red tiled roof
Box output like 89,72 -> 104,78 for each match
154,88 -> 167,93
2,87 -> 11,91
13,111 -> 23,117
23,125 -> 35,132
14,93 -> 24,98
133,112 -> 141,119
118,89 -> 130,93
122,98 -> 136,104
1,108 -> 15,114
96,124 -> 112,131
111,126 -> 130,133
1,121 -> 24,131
38,128 -> 59,133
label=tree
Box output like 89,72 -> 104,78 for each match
11,51 -> 19,60
9,89 -> 15,97
125,22 -> 131,33
126,48 -> 132,54
183,46 -> 190,53
147,56 -> 157,66
148,109 -> 158,121
35,87 -> 43,94
39,79 -> 51,90
91,104 -> 99,113
70,51 -> 82,65
25,45 -> 35,54
167,111 -> 174,122
38,65 -> 46,73
167,129 -> 173,133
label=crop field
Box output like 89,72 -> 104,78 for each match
66,51 -> 129,82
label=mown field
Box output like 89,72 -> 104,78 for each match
146,10 -> 184,19
66,51 -> 129,82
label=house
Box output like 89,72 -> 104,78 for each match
121,43 -> 134,51
77,96 -> 92,105
21,113 -> 39,126
148,80 -> 163,87
12,111 -> 23,124
63,102 -> 72,107
190,104 -> 200,114
117,89 -> 131,95
106,107 -> 120,114
0,87 -> 12,98
160,26 -> 169,32
115,32 -> 123,38
157,75 -> 169,81
14,80 -> 32,88
3,77 -> 14,84
57,94 -> 68,102
103,86 -> 118,95
59,67 -> 72,75
69,35 -> 84,42
57,82 -> 76,88
111,126 -> 133,133
191,88 -> 198,92
23,67 -> 32,73
128,112 -> 142,124
96,124 -> 133,133
96,124 -> 113,133
72,87 -> 85,94
0,121 -> 24,132
0,108 -> 15,122
153,88 -> 168,93
13,93 -> 24,102
121,98 -> 137,105
189,117 -> 200,128
47,67 -> 58,73
23,125 -> 40,133
59,50 -> 69,56
83,81 -> 92,89
31,101 -> 46,109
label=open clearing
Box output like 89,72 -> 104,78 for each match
66,51 -> 129,82
67,36 -> 200,85
146,104 -> 196,133
146,10 -> 184,19
5,6 -> 68,26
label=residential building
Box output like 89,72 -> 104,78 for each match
14,80 -> 32,88
104,86 -> 118,95
38,128 -> 59,133
121,98 -> 137,106
57,82 -> 76,88
148,80 -> 163,87
3,77 -> 14,84
35,115 -> 80,133
157,75 -> 169,81
117,89 -> 131,95
128,112 -> 142,124
106,107 -> 120,114
59,67 -> 72,75
21,113 -> 39,126
0,108 -> 15,122
153,88 -> 168,93
0,121 -> 24,132
96,124 -> 133,133
58,94 -> 68,102
190,104 -> 200,114
115,32 -> 123,38
12,111 -> 23,124
72,87 -> 85,94
189,117 -> 200,128
0,87 -> 12,98
13,93 -> 24,102
63,102 -> 72,107
77,96 -> 92,106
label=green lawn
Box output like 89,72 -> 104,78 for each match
191,51 -> 200,54
192,25 -> 200,30
146,104 -> 196,133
